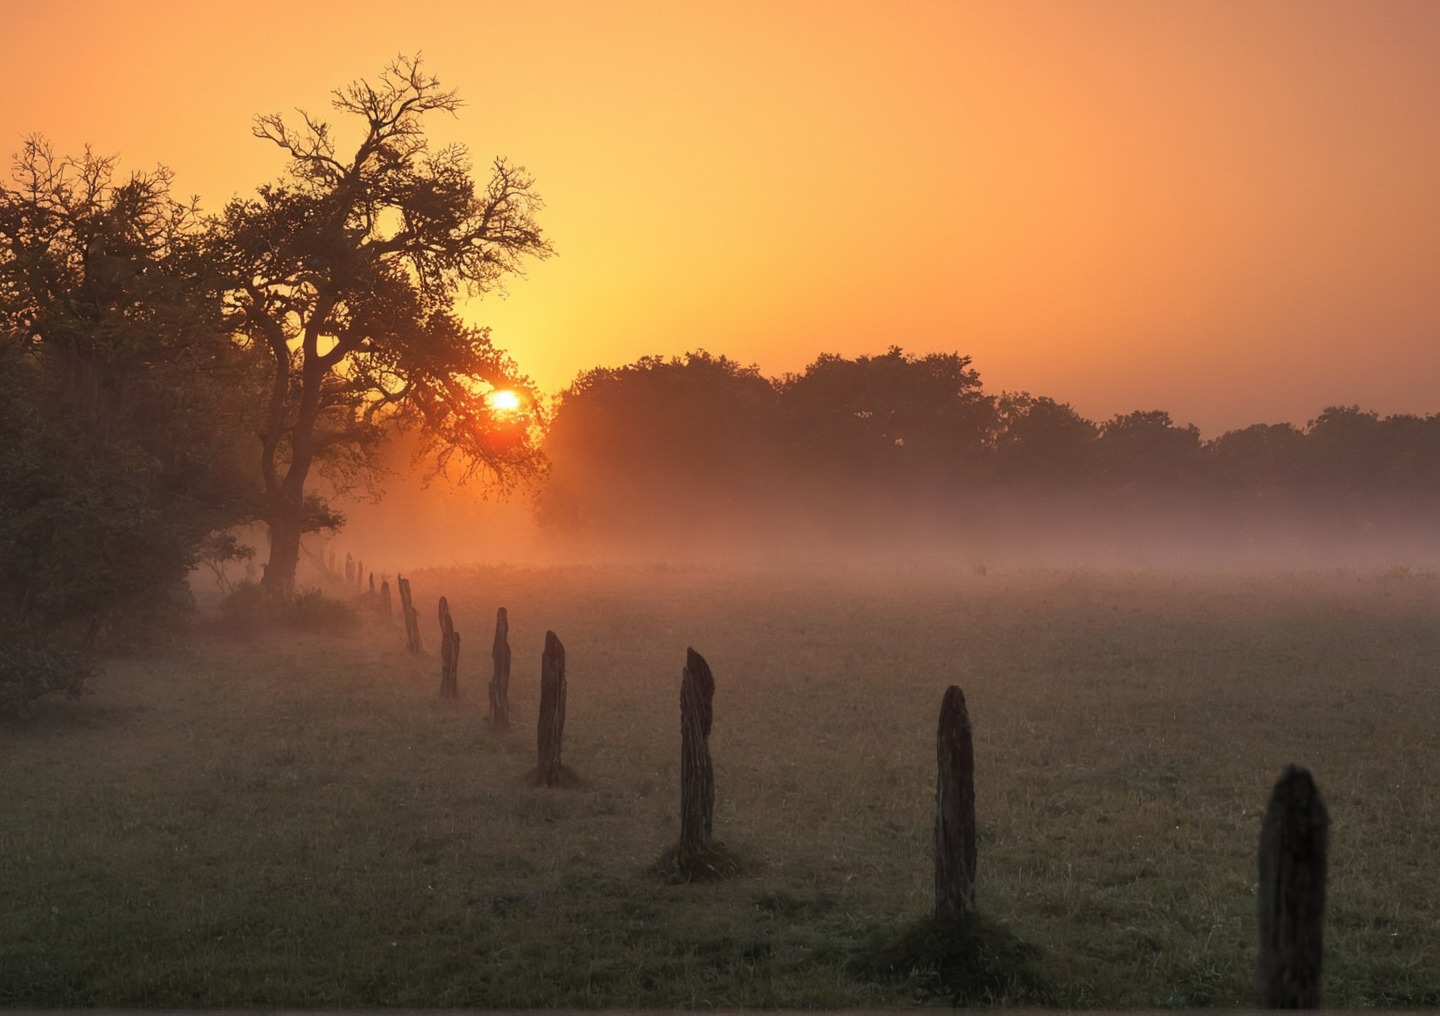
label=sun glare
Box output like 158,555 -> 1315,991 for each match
486,388 -> 524,413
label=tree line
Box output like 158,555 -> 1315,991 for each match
538,349 -> 1440,563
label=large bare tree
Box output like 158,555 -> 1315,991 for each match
213,57 -> 551,593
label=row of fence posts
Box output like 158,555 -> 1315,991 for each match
377,570 -> 1327,1009
396,577 -> 514,733
930,684 -> 1327,1008
325,546 -> 383,601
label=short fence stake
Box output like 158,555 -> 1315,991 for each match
438,596 -> 459,699
680,647 -> 716,855
934,684 -> 977,920
490,607 -> 511,730
536,631 -> 567,786
1257,763 -> 1328,1008
397,576 -> 422,653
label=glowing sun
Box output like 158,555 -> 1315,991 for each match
486,389 -> 524,413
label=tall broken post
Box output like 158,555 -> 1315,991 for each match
1257,764 -> 1328,1009
679,647 -> 716,856
536,630 -> 567,786
934,684 -> 977,921
397,575 -> 421,653
489,607 -> 511,730
438,596 -> 460,699
380,578 -> 393,621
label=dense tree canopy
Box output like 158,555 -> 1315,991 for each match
779,348 -> 992,487
538,347 -> 1440,564
0,140 -> 261,710
0,141 -> 256,629
538,352 -> 781,543
211,57 -> 551,591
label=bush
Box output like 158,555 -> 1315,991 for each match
217,582 -> 270,639
217,583 -> 356,639
285,589 -> 357,633
0,633 -> 93,718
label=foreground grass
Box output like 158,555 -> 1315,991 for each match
2,565 -> 1438,1006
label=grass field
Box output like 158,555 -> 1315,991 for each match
3,565 -> 1438,1007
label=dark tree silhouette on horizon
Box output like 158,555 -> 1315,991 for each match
0,139 -> 255,636
211,56 -> 552,593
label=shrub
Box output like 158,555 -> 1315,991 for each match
217,583 -> 356,638
0,632 -> 93,718
284,589 -> 357,634
217,582 -> 270,639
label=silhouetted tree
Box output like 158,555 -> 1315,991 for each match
537,351 -> 781,546
1096,409 -> 1202,488
991,392 -> 1099,484
211,57 -> 551,593
1299,407 -> 1440,542
1210,423 -> 1306,491
780,347 -> 993,487
0,139 -> 256,640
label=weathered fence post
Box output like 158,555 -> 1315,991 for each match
356,559 -> 365,589
368,572 -> 375,596
536,630 -> 567,786
1257,763 -> 1328,1008
934,684 -> 977,921
345,552 -> 354,583
680,647 -> 716,856
397,575 -> 421,653
489,607 -> 511,730
438,596 -> 460,699
380,578 -> 393,621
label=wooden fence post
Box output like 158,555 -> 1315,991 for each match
397,575 -> 421,653
934,684 -> 977,921
1257,763 -> 1328,1008
680,647 -> 716,855
536,630 -> 567,786
380,578 -> 392,621
345,552 -> 354,583
489,607 -> 511,730
438,596 -> 460,699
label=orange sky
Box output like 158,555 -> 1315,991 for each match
3,0 -> 1437,436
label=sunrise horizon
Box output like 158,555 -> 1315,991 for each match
6,6 -> 1440,1004
2,0 -> 1435,440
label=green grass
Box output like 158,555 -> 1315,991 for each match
3,565 -> 1438,1006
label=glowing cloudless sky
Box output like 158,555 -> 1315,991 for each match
3,0 -> 1437,435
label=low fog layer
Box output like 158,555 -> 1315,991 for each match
312,351 -> 1440,580
323,476 -> 1440,578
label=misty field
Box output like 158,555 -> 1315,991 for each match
3,565 -> 1438,1007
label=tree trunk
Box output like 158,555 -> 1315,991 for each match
1257,764 -> 1328,1008
489,607 -> 511,730
680,647 -> 716,854
536,630 -> 566,786
934,684 -> 977,920
262,502 -> 304,595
